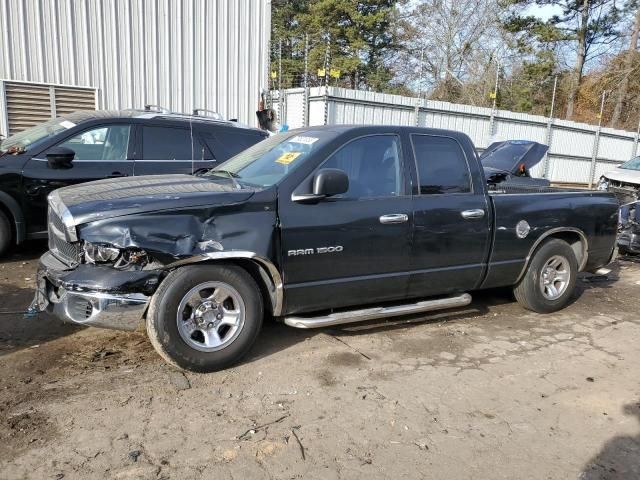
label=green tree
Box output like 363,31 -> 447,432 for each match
503,0 -> 622,119
271,0 -> 402,92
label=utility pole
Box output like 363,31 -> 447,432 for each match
278,39 -> 284,127
303,34 -> 309,127
588,91 -> 607,188
323,34 -> 331,125
487,59 -> 500,143
265,39 -> 272,111
633,110 -> 640,159
414,47 -> 425,126
543,75 -> 558,179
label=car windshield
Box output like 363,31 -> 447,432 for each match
205,130 -> 332,187
620,156 -> 640,170
0,117 -> 74,153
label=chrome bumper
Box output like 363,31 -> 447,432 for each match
31,251 -> 154,331
48,289 -> 149,330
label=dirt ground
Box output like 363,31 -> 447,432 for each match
0,242 -> 639,480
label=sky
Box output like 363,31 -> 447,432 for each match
526,3 -> 564,21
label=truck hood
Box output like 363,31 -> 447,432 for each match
481,140 -> 548,174
54,174 -> 255,225
602,167 -> 640,185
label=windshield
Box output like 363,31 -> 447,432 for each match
206,130 -> 332,187
0,117 -> 75,153
620,156 -> 640,171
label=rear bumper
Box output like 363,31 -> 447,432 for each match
30,252 -> 156,331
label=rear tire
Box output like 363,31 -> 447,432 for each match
0,210 -> 12,257
513,239 -> 577,313
146,264 -> 263,372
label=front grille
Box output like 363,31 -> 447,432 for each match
48,207 -> 81,266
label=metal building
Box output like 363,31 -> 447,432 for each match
0,0 -> 271,137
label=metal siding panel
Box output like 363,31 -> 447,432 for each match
598,134 -> 635,161
0,0 -> 269,125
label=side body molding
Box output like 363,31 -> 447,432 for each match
165,251 -> 284,316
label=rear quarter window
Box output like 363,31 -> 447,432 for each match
202,128 -> 266,161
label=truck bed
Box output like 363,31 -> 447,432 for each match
480,186 -> 618,290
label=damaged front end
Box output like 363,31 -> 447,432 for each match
31,237 -> 164,330
31,251 -> 158,330
31,179 -> 279,331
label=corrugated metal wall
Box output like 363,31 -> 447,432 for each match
0,0 -> 271,132
276,87 -> 640,185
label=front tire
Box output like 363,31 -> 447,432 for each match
514,239 -> 578,313
146,264 -> 263,372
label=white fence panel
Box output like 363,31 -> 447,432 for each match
278,86 -> 640,185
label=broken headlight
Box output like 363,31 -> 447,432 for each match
597,176 -> 609,191
83,241 -> 121,264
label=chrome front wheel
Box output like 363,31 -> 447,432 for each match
176,281 -> 246,352
146,265 -> 263,372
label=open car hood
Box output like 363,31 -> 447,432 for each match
480,140 -> 549,175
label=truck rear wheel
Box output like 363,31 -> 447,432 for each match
0,210 -> 12,257
513,239 -> 577,314
146,264 -> 263,372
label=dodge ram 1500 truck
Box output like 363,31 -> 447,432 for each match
30,126 -> 619,372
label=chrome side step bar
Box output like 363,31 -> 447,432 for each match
284,293 -> 472,329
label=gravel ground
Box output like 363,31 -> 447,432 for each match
1,241 -> 639,479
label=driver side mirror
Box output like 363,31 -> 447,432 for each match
293,168 -> 349,203
313,168 -> 349,196
46,146 -> 75,169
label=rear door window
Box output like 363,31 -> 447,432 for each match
411,135 -> 471,194
202,129 -> 266,161
142,126 -> 196,160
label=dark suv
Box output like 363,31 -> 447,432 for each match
0,110 -> 267,255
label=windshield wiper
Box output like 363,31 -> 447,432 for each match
208,169 -> 242,189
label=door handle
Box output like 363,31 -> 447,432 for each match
461,209 -> 485,219
107,172 -> 128,178
379,214 -> 409,224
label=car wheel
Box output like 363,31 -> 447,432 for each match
513,239 -> 578,314
0,210 -> 12,257
146,264 -> 263,372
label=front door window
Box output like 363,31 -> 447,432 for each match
58,125 -> 131,160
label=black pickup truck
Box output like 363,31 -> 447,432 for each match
30,126 -> 618,372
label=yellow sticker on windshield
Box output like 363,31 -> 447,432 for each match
275,151 -> 302,165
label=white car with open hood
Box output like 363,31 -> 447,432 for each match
597,156 -> 640,204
